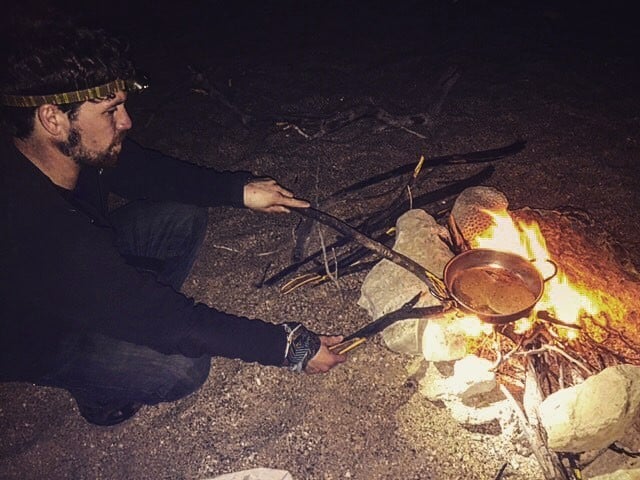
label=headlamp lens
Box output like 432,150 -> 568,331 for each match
127,75 -> 149,93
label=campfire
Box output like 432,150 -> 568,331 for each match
433,204 -> 635,478
470,209 -> 618,333
357,188 -> 640,480
272,172 -> 640,479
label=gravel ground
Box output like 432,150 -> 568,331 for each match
2,2 -> 639,479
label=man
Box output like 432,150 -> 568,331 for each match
0,25 -> 345,426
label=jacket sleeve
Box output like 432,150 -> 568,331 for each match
12,188 -> 287,366
105,139 -> 255,208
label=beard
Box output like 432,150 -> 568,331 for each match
55,127 -> 126,168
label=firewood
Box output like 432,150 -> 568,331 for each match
291,206 -> 450,301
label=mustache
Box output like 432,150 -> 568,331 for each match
115,131 -> 128,144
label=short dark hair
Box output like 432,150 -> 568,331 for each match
0,25 -> 136,138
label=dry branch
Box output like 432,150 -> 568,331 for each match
332,141 -> 525,197
264,167 -> 494,288
291,206 -> 449,301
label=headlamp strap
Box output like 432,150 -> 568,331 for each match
0,78 -> 147,108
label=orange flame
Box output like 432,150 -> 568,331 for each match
468,209 -> 620,337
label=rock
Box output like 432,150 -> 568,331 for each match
448,355 -> 496,400
589,469 -> 640,480
421,314 -> 468,362
419,361 -> 452,402
358,209 -> 453,355
205,468 -> 293,480
418,356 -> 514,429
449,186 -> 509,243
419,355 -> 496,402
539,364 -> 640,452
382,316 -> 430,356
447,396 -> 511,427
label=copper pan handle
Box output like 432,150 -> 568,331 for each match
530,258 -> 558,282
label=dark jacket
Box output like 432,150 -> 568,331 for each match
1,139 -> 287,380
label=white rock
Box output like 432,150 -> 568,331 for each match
419,356 -> 516,429
448,397 -> 510,426
205,468 -> 293,480
419,355 -> 497,401
447,355 -> 497,400
589,469 -> 640,480
539,364 -> 640,452
381,317 -> 430,356
358,209 -> 453,355
418,361 -> 451,401
421,315 -> 468,362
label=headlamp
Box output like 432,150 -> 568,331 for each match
0,77 -> 149,108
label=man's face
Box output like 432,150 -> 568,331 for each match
56,90 -> 132,168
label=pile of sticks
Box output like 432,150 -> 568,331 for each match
260,140 -> 526,291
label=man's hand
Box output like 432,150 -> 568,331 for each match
304,335 -> 347,374
243,178 -> 310,213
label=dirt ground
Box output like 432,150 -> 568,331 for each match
2,2 -> 640,479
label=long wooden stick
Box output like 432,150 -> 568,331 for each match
291,206 -> 449,301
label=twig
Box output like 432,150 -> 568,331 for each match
337,294 -> 445,343
211,244 -> 240,252
494,462 -> 508,480
523,357 -> 572,479
520,344 -> 594,376
536,311 -> 583,330
331,141 -> 524,196
254,262 -> 272,289
263,168 -> 491,287
491,335 -> 524,372
281,273 -> 324,295
277,122 -> 311,139
586,312 -> 640,355
256,249 -> 280,257
609,442 -> 640,458
399,125 -> 428,139
275,103 -> 434,140
317,225 -> 342,298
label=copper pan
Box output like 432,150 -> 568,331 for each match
442,248 -> 556,324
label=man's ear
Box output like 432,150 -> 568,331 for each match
35,104 -> 70,137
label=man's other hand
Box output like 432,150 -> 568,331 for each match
305,335 -> 347,374
243,178 -> 310,213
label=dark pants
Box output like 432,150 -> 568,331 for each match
38,201 -> 211,411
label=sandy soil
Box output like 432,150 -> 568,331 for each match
2,2 -> 639,479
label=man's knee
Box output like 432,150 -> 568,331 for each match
170,203 -> 208,244
162,354 -> 211,402
187,204 -> 208,233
